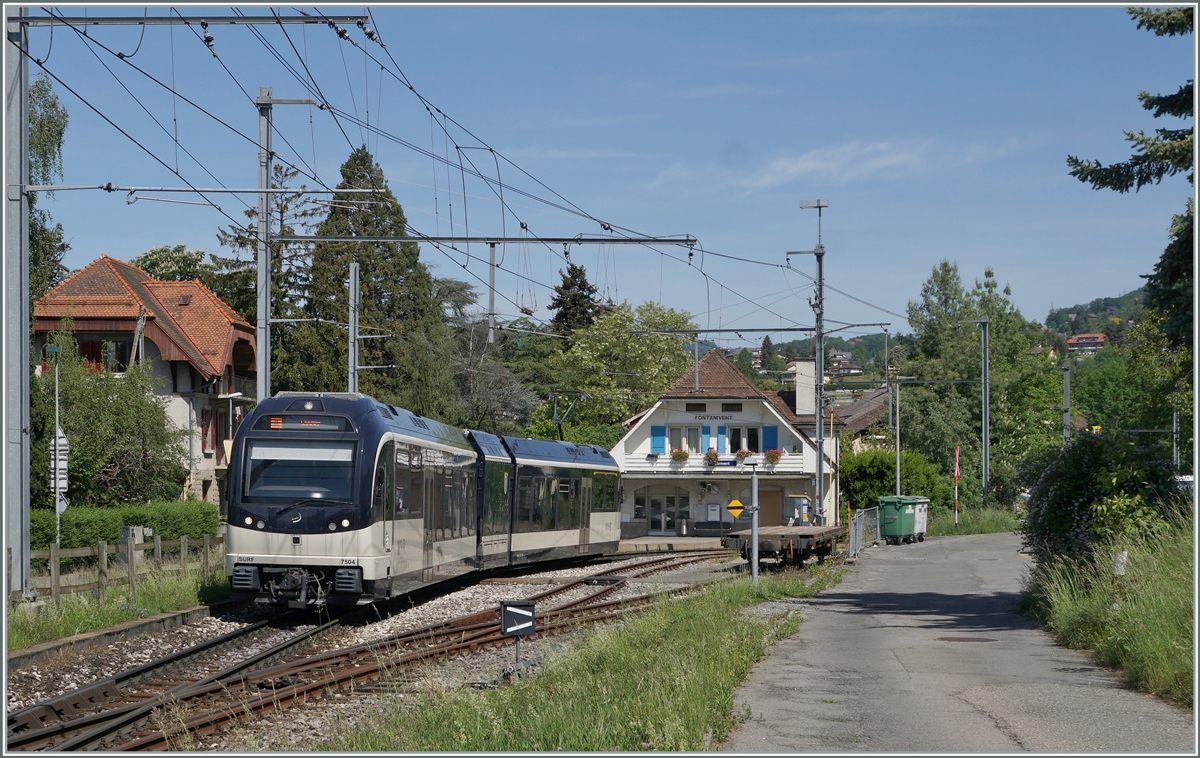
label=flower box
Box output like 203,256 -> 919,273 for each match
704,449 -> 719,466
735,449 -> 752,463
764,449 -> 783,465
670,448 -> 690,463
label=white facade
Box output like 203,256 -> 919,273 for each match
613,395 -> 838,538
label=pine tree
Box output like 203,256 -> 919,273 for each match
293,147 -> 455,417
548,262 -> 600,343
1067,6 -> 1193,348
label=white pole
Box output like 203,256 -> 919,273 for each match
750,463 -> 759,586
54,354 -> 60,547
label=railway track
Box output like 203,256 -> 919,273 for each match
9,552 -> 730,752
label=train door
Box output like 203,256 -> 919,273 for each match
579,476 -> 592,553
375,440 -> 396,596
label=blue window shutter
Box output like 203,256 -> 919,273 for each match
701,425 -> 711,451
650,426 -> 666,455
762,425 -> 779,451
717,426 -> 727,454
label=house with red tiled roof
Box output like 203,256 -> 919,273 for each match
33,255 -> 256,505
611,350 -> 839,539
1066,332 -> 1107,355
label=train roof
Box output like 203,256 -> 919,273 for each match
465,430 -> 511,461
268,392 -> 471,452
500,436 -> 619,469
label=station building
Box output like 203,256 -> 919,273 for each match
611,350 -> 840,539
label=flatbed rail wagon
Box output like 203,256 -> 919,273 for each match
722,524 -> 847,567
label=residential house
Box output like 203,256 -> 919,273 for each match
33,256 -> 256,507
611,351 -> 839,539
1066,333 -> 1107,355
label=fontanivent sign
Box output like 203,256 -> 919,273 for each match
693,414 -> 734,421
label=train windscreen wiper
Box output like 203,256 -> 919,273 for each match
276,498 -> 353,517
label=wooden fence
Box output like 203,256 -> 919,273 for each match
8,536 -> 225,608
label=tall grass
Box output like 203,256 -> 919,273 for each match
7,549 -> 228,651
926,506 -> 1018,537
321,566 -> 841,752
1019,509 -> 1193,707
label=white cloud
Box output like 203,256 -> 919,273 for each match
744,140 -> 932,190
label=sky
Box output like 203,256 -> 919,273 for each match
14,4 -> 1196,352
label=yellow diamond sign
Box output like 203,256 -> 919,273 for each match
727,499 -> 744,519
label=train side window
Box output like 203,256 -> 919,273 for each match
517,476 -> 533,533
394,446 -> 409,517
544,478 -> 558,531
372,441 -> 395,522
532,478 -> 546,532
409,450 -> 424,520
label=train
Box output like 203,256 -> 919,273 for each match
225,392 -> 622,607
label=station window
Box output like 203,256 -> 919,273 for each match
685,403 -> 706,412
668,426 -> 702,454
728,426 -> 760,453
721,402 -> 743,412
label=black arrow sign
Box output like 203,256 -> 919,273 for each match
500,600 -> 536,637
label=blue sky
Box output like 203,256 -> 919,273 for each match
22,4 -> 1195,349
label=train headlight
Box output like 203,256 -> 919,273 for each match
244,516 -> 253,526
340,518 -> 350,528
328,521 -> 338,531
256,520 -> 265,529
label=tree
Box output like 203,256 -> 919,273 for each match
289,147 -> 456,418
733,348 -> 757,380
840,448 -> 953,511
28,72 -> 70,314
1067,7 -> 1193,348
537,301 -> 696,427
547,262 -> 600,342
130,245 -> 209,281
31,325 -> 187,508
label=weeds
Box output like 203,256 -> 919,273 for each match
1019,507 -> 1193,707
321,564 -> 841,751
6,548 -> 228,651
926,506 -> 1018,537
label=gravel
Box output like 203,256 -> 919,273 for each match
5,603 -> 278,712
7,554 -> 734,751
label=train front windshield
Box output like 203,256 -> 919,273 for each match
242,439 -> 356,503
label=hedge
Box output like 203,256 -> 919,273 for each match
30,501 -> 220,552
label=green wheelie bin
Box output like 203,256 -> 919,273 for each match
878,495 -> 928,545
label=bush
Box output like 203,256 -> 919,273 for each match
1018,433 -> 1178,561
841,448 -> 954,511
30,501 -> 220,551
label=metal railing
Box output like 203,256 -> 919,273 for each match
848,506 -> 880,560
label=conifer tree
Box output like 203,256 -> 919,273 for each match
548,262 -> 600,343
1067,6 -> 1193,347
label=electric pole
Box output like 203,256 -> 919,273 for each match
1062,360 -> 1071,445
788,199 -> 828,524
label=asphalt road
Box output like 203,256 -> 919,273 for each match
722,532 -> 1195,753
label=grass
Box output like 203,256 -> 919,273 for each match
6,549 -> 229,651
320,564 -> 842,752
1018,510 -> 1194,708
926,506 -> 1018,537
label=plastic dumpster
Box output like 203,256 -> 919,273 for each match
878,495 -> 928,545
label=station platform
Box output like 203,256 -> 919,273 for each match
616,536 -> 727,553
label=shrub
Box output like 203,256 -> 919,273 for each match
840,448 -> 953,511
30,501 -> 220,551
1018,433 -> 1178,560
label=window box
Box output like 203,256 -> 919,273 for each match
670,448 -> 690,463
764,449 -> 783,465
735,449 -> 753,463
704,449 -> 719,467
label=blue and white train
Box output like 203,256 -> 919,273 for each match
225,392 -> 621,607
